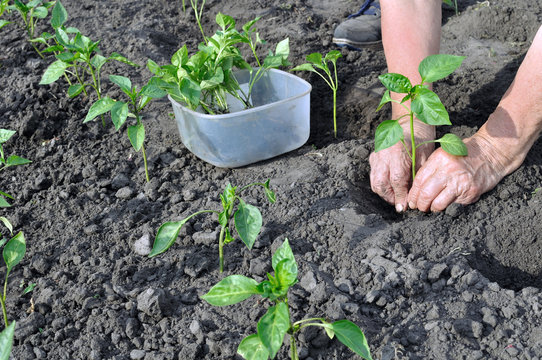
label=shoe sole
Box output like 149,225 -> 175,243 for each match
332,37 -> 383,51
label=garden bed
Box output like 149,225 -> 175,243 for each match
1,0 -> 542,359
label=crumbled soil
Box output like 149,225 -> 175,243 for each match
1,1 -> 542,359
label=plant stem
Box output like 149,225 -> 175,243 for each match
218,226 -> 225,272
410,111 -> 416,180
332,88 -> 337,138
290,334 -> 299,360
141,143 -> 150,183
1,272 -> 9,328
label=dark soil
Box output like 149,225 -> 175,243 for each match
1,1 -> 542,359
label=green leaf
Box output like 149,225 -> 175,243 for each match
39,59 -> 69,85
216,12 -> 235,30
436,133 -> 468,156
374,120 -> 403,152
111,101 -> 128,131
223,227 -> 235,245
32,6 -> 48,19
411,87 -> 450,125
306,52 -> 323,68
84,97 -> 116,123
0,321 -> 16,360
0,191 -> 13,200
127,123 -> 145,151
242,17 -> 260,33
108,52 -> 138,67
0,20 -> 11,30
109,75 -> 132,95
257,302 -> 290,358
147,59 -> 161,75
332,320 -> 373,360
180,78 -> 201,107
201,275 -> 259,306
0,217 -> 13,235
200,67 -> 224,90
3,231 -> 26,274
51,0 -> 67,28
238,334 -> 269,360
419,54 -> 465,84
324,50 -> 342,64
264,180 -> 276,204
275,38 -> 289,60
55,51 -> 75,62
90,54 -> 107,72
67,84 -> 84,98
140,84 -> 166,99
0,129 -> 16,144
291,63 -> 316,73
149,219 -> 189,257
378,73 -> 412,93
271,238 -> 295,271
22,282 -> 37,295
234,199 -> 262,250
376,90 -> 392,111
171,45 -> 188,67
275,258 -> 297,288
0,197 -> 10,208
6,155 -> 31,167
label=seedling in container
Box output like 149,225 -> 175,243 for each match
150,180 -> 276,273
83,75 -> 167,182
0,129 -> 31,207
292,50 -> 342,137
202,239 -> 373,360
375,54 -> 467,180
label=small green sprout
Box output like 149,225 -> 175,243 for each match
0,129 -> 31,207
375,54 -> 467,180
292,50 -> 342,137
150,180 -> 275,273
83,75 -> 167,182
202,239 -> 373,360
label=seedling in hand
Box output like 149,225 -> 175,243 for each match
149,13 -> 290,114
202,239 -> 373,360
149,180 -> 276,273
375,54 -> 467,180
3,0 -> 55,58
0,217 -> 26,329
83,75 -> 167,182
0,129 -> 31,207
292,50 -> 342,137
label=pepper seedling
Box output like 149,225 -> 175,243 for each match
150,180 -> 276,273
0,129 -> 31,207
202,239 -> 373,360
375,54 -> 467,180
83,75 -> 167,182
0,217 -> 26,329
149,12 -> 290,114
292,50 -> 342,138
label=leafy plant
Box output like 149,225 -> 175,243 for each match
150,180 -> 276,272
148,12 -> 290,114
3,0 -> 55,57
0,320 -> 15,360
39,1 -> 137,120
375,54 -> 467,180
0,217 -> 26,329
202,239 -> 373,360
292,50 -> 342,138
83,75 -> 167,182
0,129 -> 31,207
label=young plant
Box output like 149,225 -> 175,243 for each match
149,13 -> 290,114
375,54 -> 467,180
202,239 -> 373,360
83,75 -> 167,182
0,217 -> 26,329
0,320 -> 15,360
0,129 -> 31,207
292,50 -> 342,138
3,0 -> 55,58
0,0 -> 10,30
149,180 -> 276,273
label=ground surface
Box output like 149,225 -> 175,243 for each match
1,0 -> 542,359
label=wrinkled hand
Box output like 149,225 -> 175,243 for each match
408,135 -> 509,212
369,121 -> 435,212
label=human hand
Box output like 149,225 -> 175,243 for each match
369,120 -> 435,212
407,135 -> 509,212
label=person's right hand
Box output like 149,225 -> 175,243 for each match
369,120 -> 436,212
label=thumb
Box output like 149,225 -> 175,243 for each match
389,168 -> 410,212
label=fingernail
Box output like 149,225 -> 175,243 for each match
396,204 -> 404,212
408,201 -> 415,209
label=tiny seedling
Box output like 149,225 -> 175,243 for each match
39,1 -> 137,118
149,12 -> 290,114
150,180 -> 276,272
292,50 -> 342,137
0,217 -> 26,329
202,239 -> 373,360
375,54 -> 467,180
83,75 -> 167,182
19,280 -> 36,295
0,129 -> 31,207
3,0 -> 55,58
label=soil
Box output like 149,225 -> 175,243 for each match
1,0 -> 542,359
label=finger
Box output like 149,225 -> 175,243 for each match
370,164 -> 395,205
408,163 -> 435,209
389,166 -> 410,212
430,187 -> 458,212
415,178 -> 447,212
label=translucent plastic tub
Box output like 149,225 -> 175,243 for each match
169,68 -> 311,168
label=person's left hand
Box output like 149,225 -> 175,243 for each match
407,136 -> 508,212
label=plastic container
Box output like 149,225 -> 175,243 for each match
169,68 -> 311,167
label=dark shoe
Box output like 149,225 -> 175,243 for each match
333,0 -> 381,50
